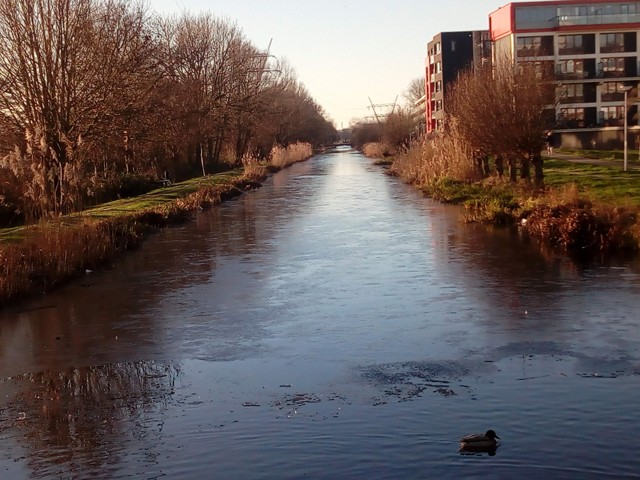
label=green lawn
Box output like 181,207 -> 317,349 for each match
78,170 -> 242,218
556,147 -> 640,165
0,169 -> 243,243
543,159 -> 640,205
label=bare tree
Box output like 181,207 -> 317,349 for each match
0,0 -> 154,216
448,59 -> 554,185
0,4 -> 336,222
154,13 -> 252,174
403,77 -> 426,106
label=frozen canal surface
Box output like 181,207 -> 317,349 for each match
1,146 -> 640,479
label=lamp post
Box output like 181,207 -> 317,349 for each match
623,85 -> 632,172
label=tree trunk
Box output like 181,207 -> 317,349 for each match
199,143 -> 206,176
532,153 -> 544,188
235,129 -> 252,163
482,155 -> 490,177
508,156 -> 517,182
207,138 -> 214,165
473,152 -> 484,178
495,154 -> 504,177
520,156 -> 531,182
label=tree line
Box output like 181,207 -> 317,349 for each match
447,59 -> 555,186
358,61 -> 554,189
0,0 -> 336,224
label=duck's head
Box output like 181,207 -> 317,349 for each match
485,430 -> 500,440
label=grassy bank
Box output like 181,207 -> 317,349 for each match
385,143 -> 640,256
0,171 -> 259,305
0,142 -> 314,306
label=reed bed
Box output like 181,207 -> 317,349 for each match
0,174 -> 260,306
362,142 -> 388,159
389,132 -> 477,185
520,186 -> 640,253
269,142 -> 313,168
383,134 -> 640,255
0,143 -> 319,306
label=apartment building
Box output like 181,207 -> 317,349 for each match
490,0 -> 640,148
425,31 -> 490,133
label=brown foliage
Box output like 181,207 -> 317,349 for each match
523,201 -> 639,253
447,58 -> 555,183
0,175 -> 263,305
389,121 -> 478,185
0,3 -> 335,225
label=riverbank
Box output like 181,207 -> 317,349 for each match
374,144 -> 640,256
0,141 -> 317,307
0,170 -> 265,306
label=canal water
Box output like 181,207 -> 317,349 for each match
1,146 -> 639,479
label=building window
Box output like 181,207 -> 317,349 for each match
600,33 -> 625,53
559,83 -> 584,103
435,100 -> 443,111
516,36 -> 553,57
556,4 -> 640,26
435,80 -> 442,93
519,60 -> 554,79
601,57 -> 625,77
558,107 -> 585,128
435,42 -> 441,54
599,105 -> 625,125
435,61 -> 441,73
517,36 -> 540,57
558,34 -> 583,54
601,81 -> 629,101
557,59 -> 585,78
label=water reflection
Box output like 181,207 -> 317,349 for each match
0,361 -> 179,479
0,149 -> 639,478
459,445 -> 498,456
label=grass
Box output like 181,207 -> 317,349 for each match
385,148 -> 640,254
0,168 -> 253,305
0,141 -> 314,305
0,169 -> 243,244
556,147 -> 640,165
543,159 -> 640,205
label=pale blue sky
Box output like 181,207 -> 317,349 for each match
149,0 -> 522,128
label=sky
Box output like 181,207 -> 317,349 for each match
149,0 -> 525,129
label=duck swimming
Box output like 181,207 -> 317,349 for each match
460,429 -> 501,448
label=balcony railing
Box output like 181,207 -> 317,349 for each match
550,12 -> 640,27
601,92 -> 625,102
556,71 -> 590,80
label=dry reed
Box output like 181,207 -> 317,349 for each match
521,186 -> 640,253
269,142 -> 313,168
362,143 -> 387,159
390,129 -> 477,186
0,176 -> 261,306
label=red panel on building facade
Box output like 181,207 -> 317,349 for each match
489,3 -> 514,41
491,0 -> 640,39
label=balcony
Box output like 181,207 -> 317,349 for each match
556,71 -> 591,80
550,12 -> 640,27
601,93 -> 624,102
560,95 -> 586,104
599,118 -> 624,127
